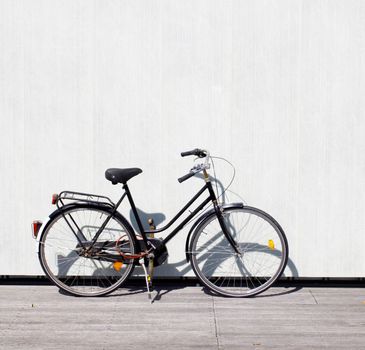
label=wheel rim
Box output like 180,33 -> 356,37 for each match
39,207 -> 135,296
191,208 -> 287,297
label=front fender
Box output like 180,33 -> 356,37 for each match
185,202 -> 244,262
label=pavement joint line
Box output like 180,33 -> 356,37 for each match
105,291 -> 119,333
309,289 -> 319,305
308,289 -> 328,347
211,296 -> 221,350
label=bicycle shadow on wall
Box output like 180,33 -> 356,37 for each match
139,233 -> 299,300
126,240 -> 300,300
129,176 -> 300,300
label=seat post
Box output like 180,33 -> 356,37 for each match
123,184 -> 147,243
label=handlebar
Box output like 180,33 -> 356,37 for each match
177,171 -> 196,183
178,149 -> 210,183
181,148 -> 207,158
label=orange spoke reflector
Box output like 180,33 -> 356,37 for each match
268,239 -> 275,250
113,261 -> 123,272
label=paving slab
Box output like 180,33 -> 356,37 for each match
0,283 -> 364,349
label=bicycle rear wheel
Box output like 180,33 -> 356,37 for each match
190,206 -> 288,297
38,204 -> 136,296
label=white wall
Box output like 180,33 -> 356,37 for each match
1,0 -> 364,277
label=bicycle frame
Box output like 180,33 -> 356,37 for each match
89,172 -> 239,255
89,181 -> 214,248
126,182 -> 213,246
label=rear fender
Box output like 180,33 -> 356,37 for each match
42,202 -> 140,252
48,202 -> 113,220
185,202 -> 244,262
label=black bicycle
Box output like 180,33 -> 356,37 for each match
32,148 -> 288,298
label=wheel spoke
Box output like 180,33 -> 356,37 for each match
39,206 -> 135,296
190,207 -> 288,297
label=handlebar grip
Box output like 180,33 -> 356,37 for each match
178,171 -> 196,183
181,148 -> 207,158
181,149 -> 199,157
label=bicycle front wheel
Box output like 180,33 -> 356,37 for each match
190,206 -> 288,297
39,204 -> 136,296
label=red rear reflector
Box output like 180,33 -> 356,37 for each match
52,193 -> 58,205
32,221 -> 42,239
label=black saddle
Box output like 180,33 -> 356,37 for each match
105,168 -> 142,185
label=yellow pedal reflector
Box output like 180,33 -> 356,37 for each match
268,239 -> 275,250
113,261 -> 123,272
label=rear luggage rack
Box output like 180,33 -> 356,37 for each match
56,191 -> 115,208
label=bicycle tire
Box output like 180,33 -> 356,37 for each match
38,203 -> 137,297
189,206 -> 288,297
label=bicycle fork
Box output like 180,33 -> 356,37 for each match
205,171 -> 241,255
214,204 -> 241,255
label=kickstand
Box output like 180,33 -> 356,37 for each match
140,257 -> 153,303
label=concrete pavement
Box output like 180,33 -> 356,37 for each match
0,282 -> 365,349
